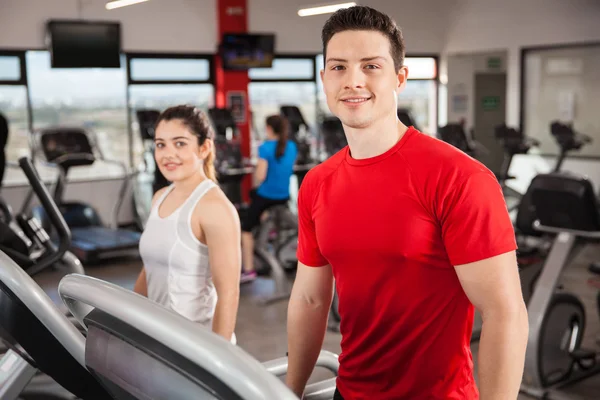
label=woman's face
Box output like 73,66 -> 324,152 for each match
154,119 -> 209,182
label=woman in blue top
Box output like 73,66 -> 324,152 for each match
241,115 -> 298,282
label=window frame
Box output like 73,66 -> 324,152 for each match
249,54 -> 316,83
0,50 -> 27,86
126,52 -> 215,85
519,41 -> 600,160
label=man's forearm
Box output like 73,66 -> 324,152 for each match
286,295 -> 331,397
212,293 -> 239,341
478,305 -> 529,399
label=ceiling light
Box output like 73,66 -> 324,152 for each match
106,0 -> 150,10
298,2 -> 357,17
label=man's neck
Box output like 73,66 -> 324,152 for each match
344,115 -> 409,160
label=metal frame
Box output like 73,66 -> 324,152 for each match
519,41 -> 600,160
58,274 -> 312,400
521,221 -> 600,398
0,251 -> 87,367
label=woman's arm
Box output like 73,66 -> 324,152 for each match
253,158 -> 268,188
133,268 -> 148,296
133,187 -> 168,297
198,189 -> 241,341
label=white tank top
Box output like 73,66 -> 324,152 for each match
139,180 -> 234,341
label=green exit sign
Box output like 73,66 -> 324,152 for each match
488,57 -> 502,69
483,96 -> 500,110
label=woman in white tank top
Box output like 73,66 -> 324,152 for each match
133,105 -> 241,344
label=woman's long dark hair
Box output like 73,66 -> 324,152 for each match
155,105 -> 217,181
266,115 -> 289,160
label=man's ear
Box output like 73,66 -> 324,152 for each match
396,65 -> 409,94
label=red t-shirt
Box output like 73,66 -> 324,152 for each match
297,127 -> 517,399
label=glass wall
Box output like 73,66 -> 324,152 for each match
522,43 -> 600,157
26,50 -> 128,182
127,55 -> 214,168
248,57 -> 317,160
0,53 -> 30,185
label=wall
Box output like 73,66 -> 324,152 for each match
0,0 -> 218,52
443,0 -> 600,195
0,0 -> 453,54
446,50 -> 507,127
444,0 -> 600,127
249,0 -> 454,54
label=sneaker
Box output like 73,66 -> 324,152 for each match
240,270 -> 257,283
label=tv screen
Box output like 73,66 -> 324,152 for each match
46,20 -> 121,68
220,33 -> 275,70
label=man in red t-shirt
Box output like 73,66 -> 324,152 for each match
285,6 -> 529,400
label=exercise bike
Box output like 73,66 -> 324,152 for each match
519,171 -> 600,399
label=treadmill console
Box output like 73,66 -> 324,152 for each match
39,128 -> 95,169
280,105 -> 312,165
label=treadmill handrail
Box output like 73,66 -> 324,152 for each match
532,220 -> 600,239
263,350 -> 339,377
58,274 -> 299,400
18,157 -> 71,276
0,251 -> 87,368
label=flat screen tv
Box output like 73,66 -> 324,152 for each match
46,20 -> 121,68
220,33 -> 275,70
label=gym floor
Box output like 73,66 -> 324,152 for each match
29,245 -> 600,399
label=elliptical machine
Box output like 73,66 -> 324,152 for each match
494,124 -> 540,212
520,171 -> 600,399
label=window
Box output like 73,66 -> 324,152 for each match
0,53 -> 30,186
127,54 -> 215,168
26,50 -> 128,182
248,57 -> 318,161
0,55 -> 21,81
0,86 -> 30,185
129,58 -> 211,82
249,58 -> 315,80
128,84 -> 214,167
522,43 -> 600,157
316,55 -> 439,135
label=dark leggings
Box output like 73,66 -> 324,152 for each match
241,190 -> 289,233
333,388 -> 344,400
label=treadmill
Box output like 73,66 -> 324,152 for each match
280,105 -> 318,187
31,127 -> 141,264
59,274 -> 339,400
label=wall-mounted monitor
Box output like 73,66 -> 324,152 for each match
46,20 -> 121,68
219,33 -> 275,70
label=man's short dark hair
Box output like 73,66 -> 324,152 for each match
321,6 -> 405,71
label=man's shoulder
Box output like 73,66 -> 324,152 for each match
404,129 -> 495,184
300,148 -> 347,192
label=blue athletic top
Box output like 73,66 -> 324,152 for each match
256,139 -> 298,200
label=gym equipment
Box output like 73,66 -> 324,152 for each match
280,105 -> 313,165
30,126 -> 141,264
59,273 -> 339,400
0,157 -> 110,400
208,107 -> 254,207
132,109 -> 167,229
550,121 -> 592,172
251,204 -> 298,305
320,116 -> 347,159
280,105 -> 318,187
494,124 -> 540,211
520,171 -> 600,399
515,122 -> 592,240
397,107 -> 420,131
437,123 -> 478,157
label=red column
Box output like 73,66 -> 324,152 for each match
215,0 -> 251,203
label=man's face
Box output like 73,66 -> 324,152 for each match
321,30 -> 407,130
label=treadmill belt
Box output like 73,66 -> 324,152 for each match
71,227 -> 141,251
